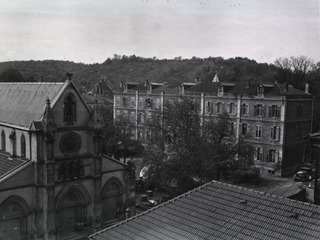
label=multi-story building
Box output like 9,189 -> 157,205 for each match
0,77 -> 135,240
113,77 -> 313,177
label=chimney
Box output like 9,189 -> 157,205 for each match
144,79 -> 149,87
245,80 -> 250,89
119,81 -> 124,88
283,83 -> 289,93
305,83 -> 310,94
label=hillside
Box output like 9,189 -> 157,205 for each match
0,56 -> 277,91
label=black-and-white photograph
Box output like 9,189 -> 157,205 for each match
0,0 -> 319,239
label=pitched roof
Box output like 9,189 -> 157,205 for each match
0,82 -> 66,128
186,81 -> 308,97
90,181 -> 320,240
0,152 -> 29,179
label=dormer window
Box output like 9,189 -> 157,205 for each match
257,85 -> 264,96
64,94 -> 77,124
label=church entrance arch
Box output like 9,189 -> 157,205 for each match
0,196 -> 29,240
101,177 -> 123,223
55,183 -> 90,236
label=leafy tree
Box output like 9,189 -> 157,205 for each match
102,107 -> 143,162
144,97 -> 256,194
0,68 -> 24,82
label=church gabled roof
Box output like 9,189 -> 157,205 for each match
0,81 -> 67,128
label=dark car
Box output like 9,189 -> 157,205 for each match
293,170 -> 311,181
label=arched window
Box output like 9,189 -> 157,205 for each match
1,131 -> 5,151
64,94 -> 76,124
9,130 -> 16,157
21,134 -> 26,158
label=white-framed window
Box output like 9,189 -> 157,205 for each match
218,85 -> 224,96
122,97 -> 128,107
155,99 -> 161,109
139,97 -> 144,108
131,97 -> 135,108
254,147 -> 263,161
270,126 -> 280,140
267,149 -> 276,163
206,101 -> 213,113
269,105 -> 280,118
240,123 -> 249,136
216,102 -> 224,114
254,104 -> 265,117
255,125 -> 262,138
240,103 -> 248,116
116,96 -> 120,106
257,85 -> 264,96
138,112 -> 144,124
228,103 -> 236,115
130,112 -> 135,122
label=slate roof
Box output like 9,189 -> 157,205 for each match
90,181 -> 320,240
186,81 -> 307,97
0,82 -> 66,128
0,152 -> 29,179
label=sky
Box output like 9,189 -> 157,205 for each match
0,0 -> 319,64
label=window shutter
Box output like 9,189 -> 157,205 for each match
277,127 -> 281,140
227,103 -> 230,113
246,104 -> 249,115
277,106 -> 280,118
254,147 -> 257,161
260,148 -> 264,161
270,126 -> 274,139
266,151 -> 269,162
269,106 -> 272,117
247,123 -> 250,135
275,150 -> 279,162
254,105 -> 257,116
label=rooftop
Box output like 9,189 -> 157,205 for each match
0,152 -> 29,179
90,180 -> 320,240
0,82 -> 66,128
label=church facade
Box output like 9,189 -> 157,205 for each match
0,78 -> 135,240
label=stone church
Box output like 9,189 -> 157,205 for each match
0,76 -> 135,240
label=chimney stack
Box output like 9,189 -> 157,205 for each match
305,83 -> 310,94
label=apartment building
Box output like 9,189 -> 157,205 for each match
113,77 -> 313,176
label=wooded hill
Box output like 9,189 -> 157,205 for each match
0,55 -> 318,95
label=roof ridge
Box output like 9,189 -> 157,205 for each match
214,180 -> 319,208
0,82 -> 64,85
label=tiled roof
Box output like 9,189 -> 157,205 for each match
0,152 -> 29,179
0,82 -> 65,128
90,181 -> 320,240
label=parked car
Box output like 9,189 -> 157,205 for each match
293,166 -> 314,182
293,171 -> 311,181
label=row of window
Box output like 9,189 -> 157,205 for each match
254,147 -> 279,163
116,97 -> 161,110
1,130 -> 26,158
